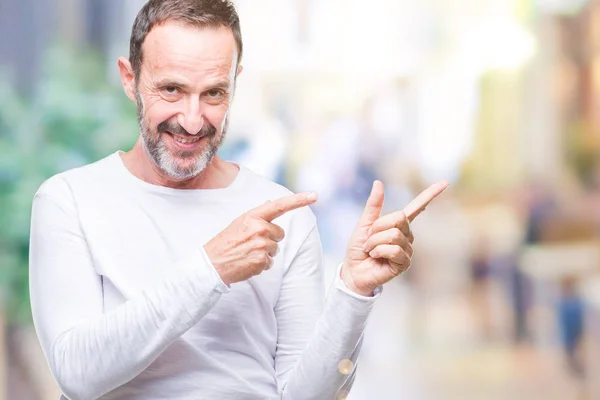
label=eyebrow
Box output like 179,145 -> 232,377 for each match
155,78 -> 191,89
203,80 -> 231,92
155,78 -> 231,92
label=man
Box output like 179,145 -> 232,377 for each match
29,1 -> 449,399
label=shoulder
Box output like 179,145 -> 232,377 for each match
238,164 -> 317,230
34,152 -> 119,205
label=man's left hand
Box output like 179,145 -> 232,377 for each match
340,180 -> 450,297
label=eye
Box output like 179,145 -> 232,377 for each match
159,86 -> 182,102
204,89 -> 227,105
206,89 -> 224,98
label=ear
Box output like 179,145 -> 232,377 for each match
117,57 -> 137,102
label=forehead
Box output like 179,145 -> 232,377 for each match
141,21 -> 237,79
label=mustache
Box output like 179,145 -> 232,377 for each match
157,120 -> 217,138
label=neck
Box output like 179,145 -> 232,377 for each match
120,139 -> 238,190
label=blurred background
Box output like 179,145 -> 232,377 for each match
3,0 -> 600,399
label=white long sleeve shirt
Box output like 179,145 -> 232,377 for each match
29,151 -> 380,400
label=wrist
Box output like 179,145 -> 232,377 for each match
202,245 -> 232,286
340,263 -> 374,297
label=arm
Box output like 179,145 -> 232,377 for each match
275,179 -> 449,399
29,188 -> 228,400
275,225 -> 379,400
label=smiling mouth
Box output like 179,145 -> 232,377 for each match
168,133 -> 203,144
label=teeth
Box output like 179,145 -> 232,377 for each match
173,135 -> 201,144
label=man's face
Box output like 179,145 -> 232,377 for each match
135,22 -> 239,180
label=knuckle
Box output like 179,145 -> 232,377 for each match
238,213 -> 251,222
252,252 -> 264,266
397,213 -> 409,229
371,221 -> 380,233
275,202 -> 287,214
393,247 -> 403,259
258,223 -> 270,235
258,237 -> 270,250
246,216 -> 259,229
277,227 -> 286,240
250,222 -> 268,238
397,212 -> 407,224
263,254 -> 272,269
250,250 -> 266,265
265,242 -> 274,255
240,216 -> 253,231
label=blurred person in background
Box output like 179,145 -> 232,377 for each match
510,182 -> 557,344
468,235 -> 494,341
27,0 -> 449,399
557,276 -> 584,378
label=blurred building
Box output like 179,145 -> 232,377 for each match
0,0 -> 146,94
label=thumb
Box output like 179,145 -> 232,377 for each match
357,180 -> 385,228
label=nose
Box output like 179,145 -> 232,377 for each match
177,96 -> 204,135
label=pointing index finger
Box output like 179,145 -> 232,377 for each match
402,181 -> 450,222
249,192 -> 318,222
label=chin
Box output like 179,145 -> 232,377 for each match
159,152 -> 212,180
141,131 -> 220,181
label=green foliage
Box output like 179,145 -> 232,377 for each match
0,44 -> 138,325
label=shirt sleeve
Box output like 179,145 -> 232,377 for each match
274,224 -> 380,400
29,190 -> 228,400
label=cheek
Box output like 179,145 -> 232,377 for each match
205,105 -> 230,132
144,97 -> 180,125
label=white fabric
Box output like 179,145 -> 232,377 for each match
29,151 -> 380,400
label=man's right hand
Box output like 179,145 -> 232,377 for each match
203,192 -> 318,285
